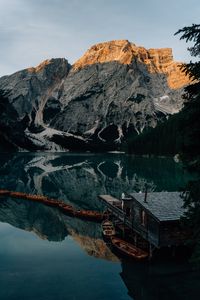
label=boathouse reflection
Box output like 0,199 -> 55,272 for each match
120,259 -> 200,300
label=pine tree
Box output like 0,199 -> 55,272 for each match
175,24 -> 200,262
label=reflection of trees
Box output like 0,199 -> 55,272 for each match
0,153 -> 194,212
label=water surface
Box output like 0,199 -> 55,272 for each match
0,153 -> 199,300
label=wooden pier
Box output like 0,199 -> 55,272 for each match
99,193 -> 189,251
99,195 -> 148,244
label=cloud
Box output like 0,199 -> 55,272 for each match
0,0 -> 199,76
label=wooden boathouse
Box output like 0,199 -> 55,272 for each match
99,192 -> 189,252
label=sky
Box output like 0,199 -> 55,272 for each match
0,0 -> 200,76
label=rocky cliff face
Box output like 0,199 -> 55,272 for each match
0,40 -> 190,151
73,40 -> 188,89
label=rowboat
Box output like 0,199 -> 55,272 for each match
0,189 -> 104,222
111,237 -> 148,260
58,203 -> 74,214
74,210 -> 104,221
101,220 -> 116,237
0,189 -> 10,196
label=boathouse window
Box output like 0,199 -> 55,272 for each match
141,210 -> 146,226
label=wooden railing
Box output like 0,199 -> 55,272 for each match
103,201 -> 160,246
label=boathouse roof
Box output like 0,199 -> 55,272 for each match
130,192 -> 185,222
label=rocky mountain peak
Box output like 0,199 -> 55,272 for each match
72,39 -> 172,68
27,58 -> 70,77
73,39 -> 136,69
73,40 -> 190,89
0,40 -> 192,152
27,59 -> 53,73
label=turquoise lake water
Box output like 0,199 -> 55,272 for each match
0,153 -> 199,300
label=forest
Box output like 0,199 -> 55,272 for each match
127,23 -> 200,262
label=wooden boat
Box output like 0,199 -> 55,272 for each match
74,210 -> 104,221
42,199 -> 60,207
101,220 -> 116,237
111,237 -> 148,260
44,199 -> 57,207
0,189 -> 10,196
0,189 -> 104,223
58,203 -> 74,214
26,195 -> 47,201
9,191 -> 26,198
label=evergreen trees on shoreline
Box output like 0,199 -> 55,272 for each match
127,24 -> 200,169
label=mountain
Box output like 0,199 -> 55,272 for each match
0,40 -> 190,151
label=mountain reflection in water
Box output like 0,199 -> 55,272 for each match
0,153 -> 194,256
0,153 -> 194,209
0,196 -> 117,261
0,153 -> 198,300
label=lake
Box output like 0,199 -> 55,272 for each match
0,153 -> 199,300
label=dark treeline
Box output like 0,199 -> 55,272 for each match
126,24 -> 200,170
126,94 -> 200,165
127,23 -> 200,262
126,111 -> 185,156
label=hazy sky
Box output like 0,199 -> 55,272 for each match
0,0 -> 199,76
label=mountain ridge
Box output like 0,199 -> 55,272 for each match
0,40 -> 191,152
73,40 -> 189,89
